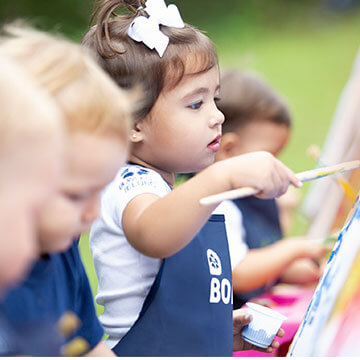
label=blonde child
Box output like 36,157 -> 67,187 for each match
83,0 -> 301,356
0,53 -> 64,293
0,25 -> 131,356
215,69 -> 328,308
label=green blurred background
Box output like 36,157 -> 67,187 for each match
2,0 -> 359,182
2,0 -> 359,314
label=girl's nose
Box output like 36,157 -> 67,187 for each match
209,106 -> 225,128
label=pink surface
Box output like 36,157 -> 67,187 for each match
233,286 -> 314,357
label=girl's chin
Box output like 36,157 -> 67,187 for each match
198,156 -> 216,171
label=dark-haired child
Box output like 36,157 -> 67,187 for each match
215,69 -> 329,308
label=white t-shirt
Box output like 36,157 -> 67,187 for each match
213,200 -> 248,270
89,164 -> 171,348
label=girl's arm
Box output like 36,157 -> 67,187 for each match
122,151 -> 301,258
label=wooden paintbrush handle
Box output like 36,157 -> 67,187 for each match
200,160 -> 360,206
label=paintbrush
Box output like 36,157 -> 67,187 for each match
200,160 -> 360,206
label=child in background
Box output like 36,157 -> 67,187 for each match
83,0 -> 301,356
0,25 -> 131,356
215,69 -> 328,309
0,53 -> 64,293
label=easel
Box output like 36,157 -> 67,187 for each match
301,47 -> 360,237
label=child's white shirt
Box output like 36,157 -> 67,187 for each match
89,164 -> 171,348
213,200 -> 248,270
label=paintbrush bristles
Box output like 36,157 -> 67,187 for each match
296,160 -> 360,182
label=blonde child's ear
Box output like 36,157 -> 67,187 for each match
218,132 -> 240,160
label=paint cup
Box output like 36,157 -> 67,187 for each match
241,302 -> 287,348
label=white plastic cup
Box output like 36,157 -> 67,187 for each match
241,302 -> 287,348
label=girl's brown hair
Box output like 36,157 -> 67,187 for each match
219,69 -> 291,134
82,0 -> 218,122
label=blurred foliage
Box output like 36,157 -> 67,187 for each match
0,0 -> 359,40
0,0 -> 93,40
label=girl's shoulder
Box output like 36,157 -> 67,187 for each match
116,163 -> 155,181
105,163 -> 171,201
115,163 -> 168,189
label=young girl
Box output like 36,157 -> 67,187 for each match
83,0 -> 300,355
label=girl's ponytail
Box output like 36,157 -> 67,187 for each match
91,0 -> 146,57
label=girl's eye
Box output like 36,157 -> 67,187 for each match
188,100 -> 203,110
214,97 -> 221,104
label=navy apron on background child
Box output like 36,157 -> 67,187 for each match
233,197 -> 283,308
113,214 -> 233,356
234,197 -> 283,249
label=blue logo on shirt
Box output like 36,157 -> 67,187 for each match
137,169 -> 149,175
121,167 -> 149,179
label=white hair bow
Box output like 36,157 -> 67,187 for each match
127,0 -> 184,57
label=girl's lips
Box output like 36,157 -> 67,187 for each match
207,135 -> 221,152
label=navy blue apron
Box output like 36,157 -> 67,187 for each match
234,197 -> 282,249
233,197 -> 283,309
113,214 -> 233,356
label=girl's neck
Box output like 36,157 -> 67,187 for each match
128,154 -> 175,188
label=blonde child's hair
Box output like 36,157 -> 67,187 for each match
82,0 -> 218,122
0,51 -> 64,163
0,24 -> 132,142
